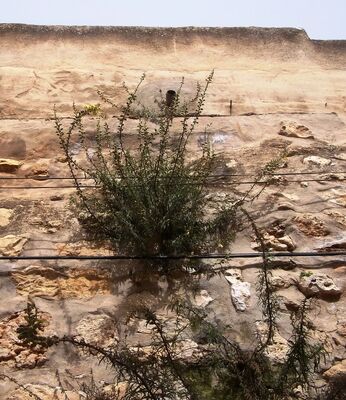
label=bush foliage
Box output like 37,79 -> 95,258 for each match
55,72 -> 239,272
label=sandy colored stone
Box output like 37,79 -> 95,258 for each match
6,385 -> 81,400
0,158 -> 23,173
256,321 -> 289,364
251,232 -> 296,251
334,152 -> 346,161
316,235 -> 346,251
224,269 -> 251,312
297,272 -> 342,301
293,214 -> 330,237
324,210 -> 346,227
103,382 -> 128,399
1,26 -> 346,120
22,161 -> 49,178
271,275 -> 293,290
323,359 -> 346,382
278,121 -> 314,139
0,235 -> 28,256
75,314 -> 118,348
11,265 -> 111,299
336,321 -> 346,337
0,208 -> 13,227
0,135 -> 26,159
56,241 -> 112,256
322,189 -> 346,208
303,155 -> 332,167
0,307 -> 51,369
193,290 -> 214,308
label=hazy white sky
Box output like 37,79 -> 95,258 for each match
1,0 -> 345,40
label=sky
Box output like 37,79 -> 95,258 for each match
1,0 -> 345,40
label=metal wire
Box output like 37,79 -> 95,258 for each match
1,251 -> 345,260
0,177 -> 345,189
0,171 -> 345,180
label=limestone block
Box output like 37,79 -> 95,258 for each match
0,235 -> 28,256
278,121 -> 314,139
297,272 -> 342,301
0,158 -> 23,173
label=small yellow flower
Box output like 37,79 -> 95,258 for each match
83,103 -> 101,116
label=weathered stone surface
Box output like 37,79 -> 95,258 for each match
131,338 -> 200,363
230,282 -> 251,312
0,235 -> 28,256
0,158 -> 23,173
323,359 -> 346,382
76,314 -> 118,348
316,234 -> 346,251
251,232 -> 296,251
271,275 -> 293,290
224,269 -> 251,312
22,161 -> 49,179
293,214 -> 330,237
0,308 -> 51,369
56,241 -> 112,256
325,210 -> 346,227
11,266 -> 111,298
303,155 -> 332,167
322,188 -> 346,208
6,385 -> 81,400
256,321 -> 289,364
103,382 -> 128,399
225,159 -> 238,169
278,121 -> 314,139
334,152 -> 346,161
0,23 -> 345,395
297,272 -> 342,301
336,321 -> 346,337
193,290 -> 214,308
0,208 -> 13,227
0,135 -> 26,159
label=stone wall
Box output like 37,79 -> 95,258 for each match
0,24 -> 345,398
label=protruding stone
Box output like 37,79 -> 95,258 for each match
103,382 -> 128,399
334,152 -> 346,161
76,314 -> 118,349
278,121 -> 314,139
303,156 -> 332,167
0,158 -> 23,173
271,275 -> 293,290
6,385 -> 81,400
23,162 -> 49,179
225,159 -> 238,169
293,214 -> 330,237
50,194 -> 64,201
297,272 -> 342,301
323,359 -> 346,382
224,269 -> 251,312
256,321 -> 289,364
0,208 -> 13,227
251,232 -> 296,252
194,290 -> 214,308
336,321 -> 346,337
11,266 -> 111,299
277,201 -> 296,211
315,234 -> 346,251
0,234 -> 28,256
0,307 -> 52,369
